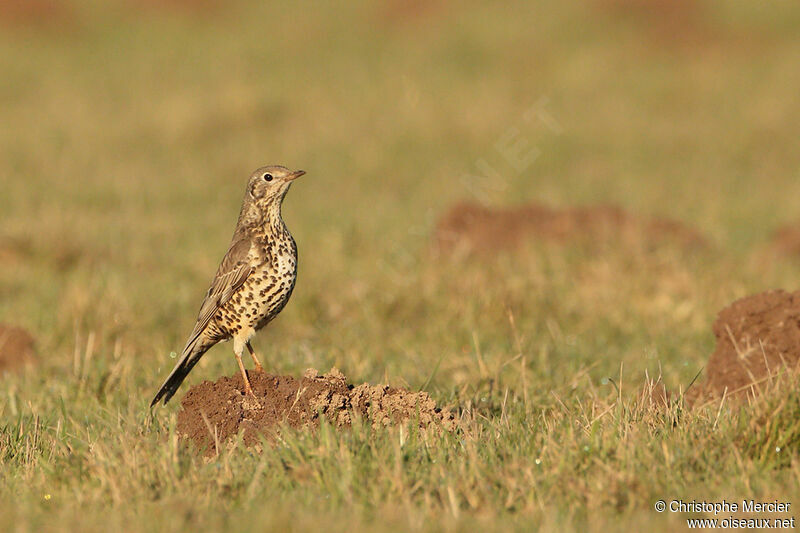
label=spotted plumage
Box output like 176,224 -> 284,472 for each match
151,165 -> 304,407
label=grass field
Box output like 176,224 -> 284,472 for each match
2,1 -> 800,531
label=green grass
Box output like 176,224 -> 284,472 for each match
2,1 -> 800,530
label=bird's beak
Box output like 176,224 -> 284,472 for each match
287,170 -> 306,181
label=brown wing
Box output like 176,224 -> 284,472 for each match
181,232 -> 253,352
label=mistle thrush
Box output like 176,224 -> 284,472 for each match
151,165 -> 304,407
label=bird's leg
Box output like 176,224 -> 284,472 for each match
234,349 -> 260,405
246,342 -> 264,373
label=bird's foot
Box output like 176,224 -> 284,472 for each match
242,393 -> 261,410
236,351 -> 262,408
242,388 -> 261,409
242,374 -> 262,409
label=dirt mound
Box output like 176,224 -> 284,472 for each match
126,0 -> 222,13
767,222 -> 800,258
0,0 -> 73,28
0,324 -> 36,374
689,290 -> 800,406
176,368 -> 457,455
0,236 -> 30,270
591,0 -> 713,49
433,201 -> 708,256
377,0 -> 447,26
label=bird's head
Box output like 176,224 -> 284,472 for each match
246,165 -> 305,208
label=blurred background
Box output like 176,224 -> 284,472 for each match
1,0 -> 800,394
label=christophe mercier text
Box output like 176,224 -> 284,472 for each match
670,500 -> 791,514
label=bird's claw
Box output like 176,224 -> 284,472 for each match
242,385 -> 262,409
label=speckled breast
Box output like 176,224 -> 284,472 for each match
215,232 -> 297,338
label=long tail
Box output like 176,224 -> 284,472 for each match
150,339 -> 211,408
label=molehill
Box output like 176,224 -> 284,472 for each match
177,368 -> 457,455
432,201 -> 709,256
0,323 -> 36,374
689,290 -> 800,405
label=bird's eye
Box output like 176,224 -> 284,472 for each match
263,173 -> 273,182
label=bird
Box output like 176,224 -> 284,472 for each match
150,165 -> 304,407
